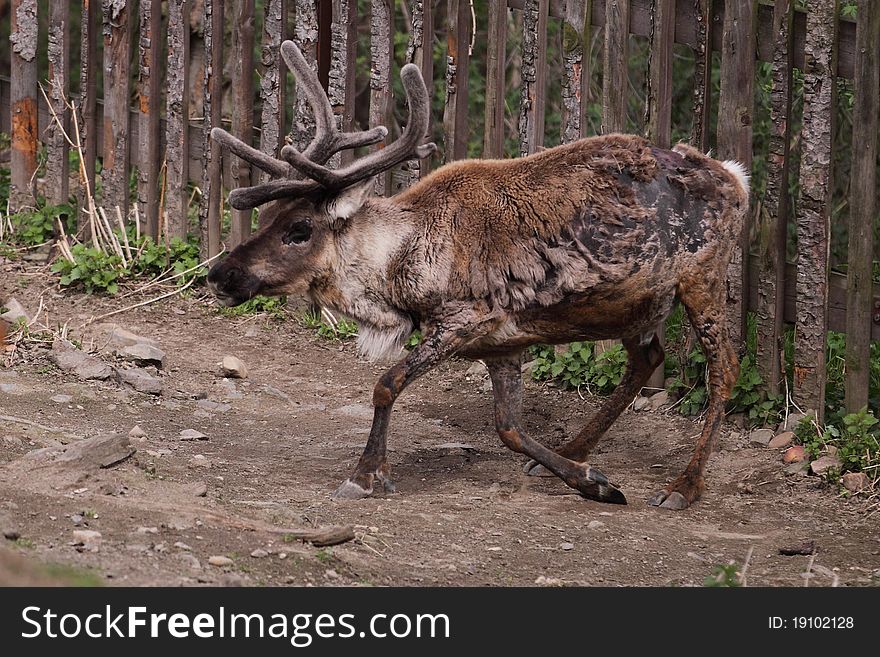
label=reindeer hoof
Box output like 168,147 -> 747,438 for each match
577,467 -> 627,505
647,490 -> 690,510
331,478 -> 372,500
523,459 -> 554,477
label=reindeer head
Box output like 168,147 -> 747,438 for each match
208,41 -> 435,306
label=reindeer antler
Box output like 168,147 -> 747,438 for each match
211,40 -> 436,210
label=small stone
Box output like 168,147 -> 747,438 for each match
72,529 -> 102,546
128,425 -> 147,438
842,472 -> 870,493
649,390 -> 670,411
782,410 -> 814,433
51,394 -> 73,403
464,362 -> 486,378
278,552 -> 287,560
810,455 -> 841,476
783,445 -> 807,464
768,432 -> 794,449
117,343 -> 166,368
117,367 -> 163,395
250,549 -> 269,559
0,298 -> 30,324
824,445 -> 839,458
107,326 -> 159,349
534,575 -> 564,587
633,396 -> 651,411
749,429 -> 774,448
559,542 -> 575,551
174,541 -> 192,551
3,530 -> 21,541
180,429 -> 208,441
137,526 -> 159,534
324,569 -> 340,579
196,399 -> 231,413
587,520 -> 605,530
71,514 -> 84,526
190,455 -> 211,468
51,340 -> 114,381
189,481 -> 208,497
220,356 -> 248,379
208,555 -> 234,567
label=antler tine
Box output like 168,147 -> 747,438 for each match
228,178 -> 320,210
281,63 -> 436,190
210,128 -> 291,178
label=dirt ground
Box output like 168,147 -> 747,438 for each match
1,262 -> 878,587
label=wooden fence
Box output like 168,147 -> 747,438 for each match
2,0 -> 879,419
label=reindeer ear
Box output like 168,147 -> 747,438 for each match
325,178 -> 375,225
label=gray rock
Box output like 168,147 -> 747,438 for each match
587,520 -> 605,530
72,529 -> 102,548
0,298 -> 30,324
749,429 -> 775,448
781,410 -> 815,433
220,356 -> 248,379
633,396 -> 651,411
117,368 -> 163,395
106,326 -> 159,349
0,383 -> 26,395
464,362 -> 486,378
50,394 -> 73,403
559,542 -> 575,551
842,472 -> 870,493
26,433 -> 135,470
768,431 -> 794,449
783,461 -> 810,477
208,555 -> 234,567
250,549 -> 269,558
196,399 -> 231,413
117,343 -> 166,368
51,340 -> 114,381
649,390 -> 670,411
189,481 -> 208,497
180,429 -> 208,441
810,455 -> 841,476
128,425 -> 147,438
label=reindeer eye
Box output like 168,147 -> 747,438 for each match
283,220 -> 312,245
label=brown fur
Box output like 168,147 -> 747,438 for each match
209,133 -> 749,509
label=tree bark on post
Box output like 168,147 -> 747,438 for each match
561,0 -> 590,144
518,0 -> 548,156
844,0 -> 879,412
47,0 -> 70,208
370,0 -> 393,195
101,0 -> 132,219
79,0 -> 99,237
9,0 -> 38,212
231,0 -> 256,246
138,0 -> 162,240
259,0 -> 286,187
329,0 -> 357,168
602,0 -> 629,134
292,0 -> 319,153
199,0 -> 224,259
794,0 -> 838,422
690,0 -> 713,151
756,0 -> 793,396
484,0 -> 508,157
166,0 -> 191,241
443,0 -> 471,162
405,0 -> 434,184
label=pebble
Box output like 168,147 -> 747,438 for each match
220,356 -> 248,379
117,368 -> 163,395
208,556 -> 234,567
587,520 -> 605,530
559,542 -> 575,551
649,390 -> 670,411
810,455 -> 841,476
0,298 -> 30,324
107,326 -> 159,349
250,549 -> 269,558
137,526 -> 159,534
72,529 -> 102,547
842,472 -> 870,493
324,569 -> 340,579
749,429 -> 774,448
534,575 -> 564,586
3,530 -> 21,540
180,429 -> 208,441
190,481 -> 208,497
783,445 -> 807,463
51,394 -> 73,403
174,542 -> 193,551
128,425 -> 147,438
633,396 -> 651,411
768,431 -> 794,449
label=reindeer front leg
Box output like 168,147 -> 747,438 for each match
333,319 -> 478,500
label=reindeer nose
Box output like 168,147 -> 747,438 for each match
207,263 -> 242,292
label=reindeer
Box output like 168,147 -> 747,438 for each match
208,41 -> 749,510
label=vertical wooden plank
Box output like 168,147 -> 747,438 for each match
443,0 -> 471,161
189,1 -> 206,113
756,0 -> 794,395
292,0 -> 319,152
602,0 -> 630,134
231,0 -> 255,245
717,0 -> 756,351
794,0 -> 838,422
79,0 -> 99,235
561,0 -> 591,144
259,0 -> 286,185
101,0 -> 131,217
329,0 -> 357,167
9,0 -> 38,211
317,0 -> 332,90
46,0 -> 70,207
138,0 -> 162,240
690,0 -> 713,151
370,0 -> 393,195
484,0 -> 507,156
167,0 -> 191,240
844,0 -> 879,413
645,0 -> 674,390
199,0 -> 224,259
405,0 -> 434,181
518,0 -> 549,156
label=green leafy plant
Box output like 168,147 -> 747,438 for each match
530,342 -> 627,394
9,200 -> 75,246
704,563 -> 742,588
51,244 -> 122,294
218,295 -> 287,320
301,310 -> 358,341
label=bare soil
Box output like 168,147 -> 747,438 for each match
1,264 -> 878,587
